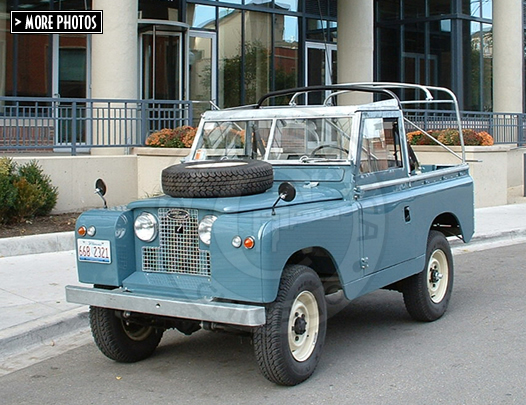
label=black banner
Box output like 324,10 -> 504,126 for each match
10,11 -> 103,34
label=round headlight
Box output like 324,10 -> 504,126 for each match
198,215 -> 217,245
134,212 -> 158,242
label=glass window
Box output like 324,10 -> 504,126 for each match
359,118 -> 403,174
216,0 -> 242,4
481,0 -> 492,19
377,0 -> 400,20
244,10 -> 272,104
58,34 -> 87,98
481,23 -> 493,111
275,0 -> 297,12
245,0 -> 273,8
430,19 -> 452,89
139,0 -> 180,20
15,34 -> 52,97
461,0 -> 484,17
378,27 -> 401,82
274,15 -> 298,95
306,19 -> 336,41
189,34 -> 214,124
218,8 -> 242,107
403,0 -> 425,18
428,0 -> 452,15
465,21 -> 482,110
187,4 -> 216,29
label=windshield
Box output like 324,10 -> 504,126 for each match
191,116 -> 354,163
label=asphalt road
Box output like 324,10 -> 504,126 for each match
0,243 -> 524,405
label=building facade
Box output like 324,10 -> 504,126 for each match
1,0 -> 524,114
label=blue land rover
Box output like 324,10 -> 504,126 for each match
66,83 -> 474,385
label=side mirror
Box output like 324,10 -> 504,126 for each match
94,178 -> 108,209
95,179 -> 107,196
272,182 -> 296,215
278,182 -> 296,202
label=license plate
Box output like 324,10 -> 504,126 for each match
77,239 -> 111,264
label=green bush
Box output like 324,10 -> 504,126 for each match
0,158 -> 58,224
18,160 -> 58,216
0,158 -> 19,223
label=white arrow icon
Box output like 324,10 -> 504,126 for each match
15,18 -> 21,26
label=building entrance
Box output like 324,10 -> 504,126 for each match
141,30 -> 183,100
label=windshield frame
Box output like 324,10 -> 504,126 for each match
188,105 -> 362,165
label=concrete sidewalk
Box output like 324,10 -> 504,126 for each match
0,203 -> 525,364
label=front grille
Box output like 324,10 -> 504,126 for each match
142,208 -> 211,276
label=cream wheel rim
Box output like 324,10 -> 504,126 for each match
288,291 -> 319,362
427,249 -> 449,304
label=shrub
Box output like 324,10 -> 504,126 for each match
407,128 -> 495,146
18,160 -> 58,216
478,131 -> 495,146
145,126 -> 197,148
406,130 -> 439,145
0,158 -> 58,224
0,158 -> 18,223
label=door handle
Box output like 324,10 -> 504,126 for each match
404,206 -> 411,222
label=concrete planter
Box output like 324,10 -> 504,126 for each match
412,145 -> 525,208
9,145 -> 523,213
132,147 -> 190,198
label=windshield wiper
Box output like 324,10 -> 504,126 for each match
299,155 -> 348,163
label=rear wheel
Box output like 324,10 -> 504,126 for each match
89,306 -> 164,363
253,265 -> 327,386
403,230 -> 454,321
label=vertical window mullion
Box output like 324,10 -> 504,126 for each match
240,10 -> 246,105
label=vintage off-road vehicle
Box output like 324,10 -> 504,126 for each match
66,83 -> 474,386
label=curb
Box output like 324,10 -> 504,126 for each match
0,231 -> 75,258
451,228 -> 526,253
0,307 -> 89,361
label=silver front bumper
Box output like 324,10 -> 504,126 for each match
66,285 -> 266,327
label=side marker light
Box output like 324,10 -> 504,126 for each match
243,236 -> 255,249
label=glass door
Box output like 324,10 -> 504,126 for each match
142,30 -> 182,100
189,30 -> 217,126
305,42 -> 337,104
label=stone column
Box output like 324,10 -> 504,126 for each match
337,0 -> 374,105
92,0 -> 138,99
493,0 -> 524,113
91,0 -> 139,152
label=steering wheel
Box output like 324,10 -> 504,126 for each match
310,144 -> 349,157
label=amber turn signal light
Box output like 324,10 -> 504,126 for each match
77,226 -> 87,237
243,236 -> 255,249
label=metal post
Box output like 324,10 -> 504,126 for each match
519,113 -> 525,147
71,101 -> 77,156
141,100 -> 147,144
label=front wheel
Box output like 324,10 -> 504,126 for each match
403,230 -> 454,322
253,265 -> 327,386
89,306 -> 164,363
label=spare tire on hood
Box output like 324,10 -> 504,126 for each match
162,160 -> 274,198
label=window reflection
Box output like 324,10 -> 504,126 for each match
218,8 -> 242,107
274,15 -> 298,97
187,4 -> 216,29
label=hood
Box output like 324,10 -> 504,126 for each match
128,184 -> 343,214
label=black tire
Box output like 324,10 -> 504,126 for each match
403,230 -> 454,322
253,265 -> 327,386
161,160 -> 273,198
89,306 -> 164,363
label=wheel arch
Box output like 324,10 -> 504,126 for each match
285,246 -> 343,295
430,212 -> 464,239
